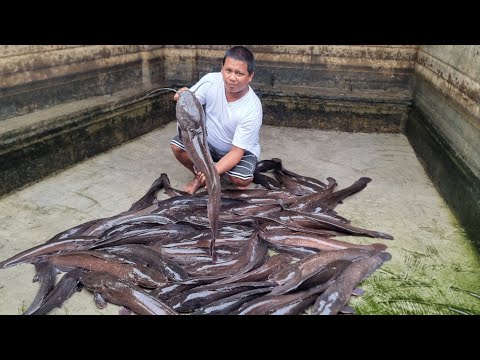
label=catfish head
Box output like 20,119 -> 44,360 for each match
176,90 -> 206,137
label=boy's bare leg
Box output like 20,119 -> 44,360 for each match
171,144 -> 205,194
222,173 -> 253,190
171,144 -> 195,174
171,144 -> 254,193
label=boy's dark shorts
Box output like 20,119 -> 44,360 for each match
170,134 -> 257,180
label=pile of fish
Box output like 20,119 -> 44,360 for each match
0,158 -> 393,315
1,89 -> 394,315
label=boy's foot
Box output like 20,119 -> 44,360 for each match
184,177 -> 204,195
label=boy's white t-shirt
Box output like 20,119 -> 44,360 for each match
189,72 -> 263,159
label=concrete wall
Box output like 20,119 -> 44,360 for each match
164,45 -> 418,132
0,45 -> 172,196
0,45 -> 417,197
1,45 -> 416,130
406,45 -> 480,248
0,45 -> 165,121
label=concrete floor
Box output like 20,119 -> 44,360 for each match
1,121 -> 479,315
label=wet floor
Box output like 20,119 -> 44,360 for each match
1,121 -> 479,314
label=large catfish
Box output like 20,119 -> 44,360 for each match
176,90 -> 221,261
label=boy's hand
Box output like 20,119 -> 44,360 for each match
196,172 -> 206,185
173,87 -> 189,101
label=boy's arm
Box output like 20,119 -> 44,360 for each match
197,145 -> 245,184
215,145 -> 245,175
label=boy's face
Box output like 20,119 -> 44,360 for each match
221,57 -> 254,95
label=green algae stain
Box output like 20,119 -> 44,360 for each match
341,188 -> 480,315
348,236 -> 480,315
18,300 -> 29,315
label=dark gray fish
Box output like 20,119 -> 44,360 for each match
99,244 -> 189,281
150,282 -> 197,302
176,90 -> 221,260
253,172 -> 283,190
94,292 -> 108,309
319,177 -> 372,212
98,223 -> 166,241
267,258 -> 350,299
220,188 -> 296,203
260,230 -> 388,252
47,219 -> 99,243
265,242 -> 319,259
168,281 -> 275,313
297,259 -> 353,290
23,261 -> 57,315
101,213 -> 175,230
94,224 -> 196,248
80,271 -> 177,315
222,203 -> 281,218
212,253 -> 293,285
255,209 -> 394,240
272,158 -> 327,190
274,170 -> 328,195
254,159 -> 282,173
151,245 -> 239,266
292,177 -> 371,213
270,248 -> 383,292
150,275 -> 227,302
259,222 -> 340,237
161,173 -> 191,197
278,206 -> 351,224
128,173 -> 167,212
234,282 -> 332,315
30,268 -> 84,315
0,237 -> 98,269
268,295 -> 318,315
160,225 -> 254,249
288,177 -> 338,210
266,290 -> 330,315
49,204 -> 159,243
80,206 -> 168,237
192,287 -> 273,315
155,193 -> 242,209
119,307 -> 133,315
171,238 -> 245,250
48,251 -> 168,288
312,253 -> 391,315
185,232 -> 268,278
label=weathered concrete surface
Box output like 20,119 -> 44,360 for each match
259,90 -> 408,133
0,88 -> 175,197
415,46 -> 480,178
0,122 -> 478,315
0,45 -> 165,121
0,45 -> 416,132
163,45 -> 418,89
408,45 -> 480,250
165,45 -> 417,132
